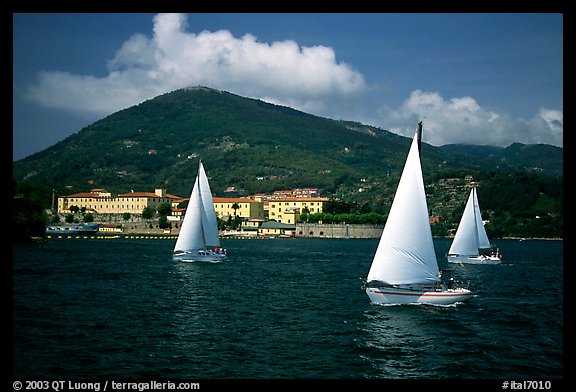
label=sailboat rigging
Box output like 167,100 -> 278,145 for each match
447,187 -> 502,264
364,122 -> 474,305
173,161 -> 226,263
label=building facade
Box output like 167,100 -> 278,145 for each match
268,197 -> 330,224
57,188 -> 179,215
212,197 -> 265,221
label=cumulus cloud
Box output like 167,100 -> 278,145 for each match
21,13 -> 562,148
23,13 -> 366,115
375,90 -> 563,147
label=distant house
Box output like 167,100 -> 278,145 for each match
258,221 -> 296,237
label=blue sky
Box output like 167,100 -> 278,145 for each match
13,13 -> 563,161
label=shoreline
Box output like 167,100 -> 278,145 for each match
40,233 -> 563,241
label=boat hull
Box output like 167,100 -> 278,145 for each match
46,223 -> 99,235
173,251 -> 226,263
447,254 -> 501,265
366,287 -> 474,305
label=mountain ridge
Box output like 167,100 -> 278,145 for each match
13,86 -> 562,204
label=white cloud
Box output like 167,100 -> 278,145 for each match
375,90 -> 563,147
23,13 -> 366,116
21,13 -> 562,149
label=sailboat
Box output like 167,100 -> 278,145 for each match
364,122 -> 474,305
447,187 -> 502,264
173,161 -> 226,263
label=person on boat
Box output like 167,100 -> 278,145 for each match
447,278 -> 456,289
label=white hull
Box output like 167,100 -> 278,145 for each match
366,286 -> 474,305
447,254 -> 501,265
173,250 -> 226,263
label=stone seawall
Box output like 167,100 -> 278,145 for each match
77,214 -> 385,238
296,223 -> 384,239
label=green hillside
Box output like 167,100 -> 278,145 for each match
13,87 -> 442,200
13,86 -> 562,238
440,143 -> 563,177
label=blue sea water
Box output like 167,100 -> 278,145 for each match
12,237 -> 564,382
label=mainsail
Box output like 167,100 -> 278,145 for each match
197,162 -> 220,248
366,132 -> 440,285
174,174 -> 206,253
473,188 -> 491,249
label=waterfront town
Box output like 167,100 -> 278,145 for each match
51,187 -> 345,238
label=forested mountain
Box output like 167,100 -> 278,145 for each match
439,143 -> 563,178
13,86 -> 562,238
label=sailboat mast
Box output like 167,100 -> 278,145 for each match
416,121 -> 423,154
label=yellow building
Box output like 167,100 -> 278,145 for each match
57,188 -> 179,215
268,197 -> 331,224
212,197 -> 265,221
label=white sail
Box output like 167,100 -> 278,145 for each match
173,161 -> 226,262
366,132 -> 440,285
473,188 -> 491,249
448,187 -> 492,256
448,189 -> 480,256
174,174 -> 206,253
198,162 -> 220,247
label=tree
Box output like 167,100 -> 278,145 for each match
142,206 -> 154,219
158,215 -> 171,229
157,202 -> 172,216
122,212 -> 131,221
13,179 -> 49,242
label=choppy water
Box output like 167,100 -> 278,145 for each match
12,237 -> 563,381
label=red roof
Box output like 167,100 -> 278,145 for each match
116,192 -> 180,199
63,192 -> 109,198
64,191 -> 181,199
213,197 -> 261,203
270,197 -> 331,202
